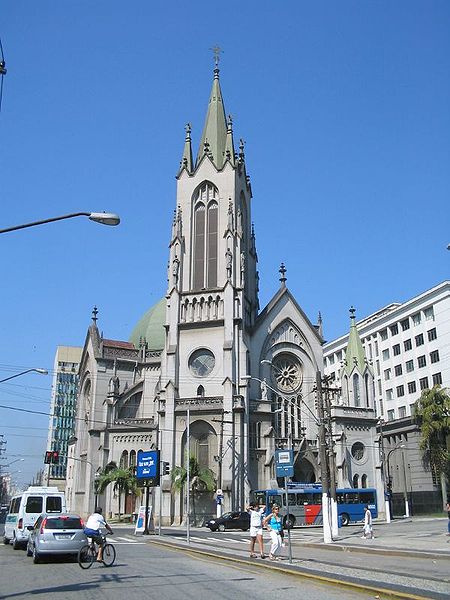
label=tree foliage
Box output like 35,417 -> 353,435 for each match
414,385 -> 450,479
171,454 -> 216,494
96,463 -> 139,516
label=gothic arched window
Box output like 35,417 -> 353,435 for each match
361,474 -> 367,488
353,374 -> 361,407
352,474 -> 359,488
192,182 -> 219,290
196,385 -> 205,397
120,450 -> 128,469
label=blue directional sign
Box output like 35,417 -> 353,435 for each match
136,449 -> 160,487
275,449 -> 294,478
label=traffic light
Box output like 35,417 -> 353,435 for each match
44,451 -> 60,464
162,461 -> 170,476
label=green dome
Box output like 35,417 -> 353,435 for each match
129,298 -> 166,350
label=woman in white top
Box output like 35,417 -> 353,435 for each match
362,505 -> 374,539
247,502 -> 266,558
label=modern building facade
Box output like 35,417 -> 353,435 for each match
46,346 -> 82,491
324,281 -> 450,513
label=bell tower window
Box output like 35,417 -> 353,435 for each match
192,182 -> 219,290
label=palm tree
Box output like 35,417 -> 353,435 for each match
414,385 -> 450,508
97,464 -> 139,519
171,455 -> 216,522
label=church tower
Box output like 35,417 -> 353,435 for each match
330,308 -> 384,512
158,59 -> 258,519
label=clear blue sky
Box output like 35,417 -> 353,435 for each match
1,1 -> 449,488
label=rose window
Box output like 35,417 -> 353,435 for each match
272,354 -> 303,392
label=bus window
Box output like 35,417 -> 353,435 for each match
344,493 -> 359,504
254,492 -> 266,506
269,495 -> 283,508
296,494 -> 309,506
288,494 -> 296,506
360,492 -> 375,504
312,494 -> 322,505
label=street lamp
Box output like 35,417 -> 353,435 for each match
0,368 -> 48,384
0,211 -> 120,234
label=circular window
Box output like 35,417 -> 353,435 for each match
272,354 -> 303,392
351,442 -> 365,461
189,349 -> 215,377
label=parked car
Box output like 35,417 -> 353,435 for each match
206,511 -> 250,532
26,513 -> 87,563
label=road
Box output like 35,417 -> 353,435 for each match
0,530 -> 373,600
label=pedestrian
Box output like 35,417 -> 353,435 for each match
446,500 -> 450,536
263,504 -> 283,560
247,501 -> 266,559
361,505 -> 374,539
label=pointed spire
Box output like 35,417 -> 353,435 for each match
196,63 -> 227,169
279,263 -> 287,287
224,114 -> 235,165
317,311 -> 323,338
179,123 -> 193,173
343,306 -> 367,375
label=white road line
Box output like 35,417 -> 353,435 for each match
117,536 -> 136,542
112,541 -> 146,545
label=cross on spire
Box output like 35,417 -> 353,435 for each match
210,45 -> 223,68
279,263 -> 287,286
92,305 -> 98,324
349,306 -> 356,320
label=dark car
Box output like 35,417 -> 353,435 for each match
206,511 -> 250,532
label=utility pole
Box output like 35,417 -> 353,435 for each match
316,371 -> 332,543
323,381 -> 339,538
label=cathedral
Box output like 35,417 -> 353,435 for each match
66,62 -> 384,523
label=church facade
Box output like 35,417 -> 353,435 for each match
67,64 -> 383,523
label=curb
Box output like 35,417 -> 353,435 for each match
300,540 -> 450,560
147,537 -> 439,600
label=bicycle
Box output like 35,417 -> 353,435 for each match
78,532 -> 116,569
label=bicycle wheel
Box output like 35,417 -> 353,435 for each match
78,544 -> 96,569
102,543 -> 116,567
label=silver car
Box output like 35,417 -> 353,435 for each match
26,513 -> 87,563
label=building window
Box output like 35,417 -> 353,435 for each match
387,409 -> 395,421
430,350 -> 439,364
351,442 -> 365,460
394,364 -> 402,377
249,422 -> 262,449
424,307 -> 434,321
396,384 -> 405,397
353,374 -> 361,407
382,349 -> 390,361
374,341 -> 379,356
393,344 -> 401,356
390,324 -> 399,336
378,379 -> 382,395
427,328 -> 437,341
329,355 -> 335,365
196,385 -> 205,397
379,399 -> 384,414
398,406 -> 406,419
361,474 -> 368,488
404,339 -> 412,351
419,377 -> 429,391
407,381 -> 417,394
386,388 -> 393,401
417,355 -> 426,368
432,372 -> 442,386
412,313 -> 421,326
415,333 -> 424,347
376,360 -> 380,376
384,369 -> 391,381
406,359 -> 414,373
380,329 -> 388,341
401,318 -> 410,331
192,183 -> 219,290
352,474 -> 359,488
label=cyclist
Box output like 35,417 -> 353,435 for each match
84,507 -> 113,562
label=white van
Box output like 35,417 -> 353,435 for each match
3,486 -> 66,549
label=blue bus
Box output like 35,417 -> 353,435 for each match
253,483 -> 377,527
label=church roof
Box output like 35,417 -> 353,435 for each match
195,66 -> 227,169
129,297 -> 166,350
343,308 -> 367,375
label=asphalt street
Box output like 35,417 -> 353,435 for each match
0,530 -> 374,600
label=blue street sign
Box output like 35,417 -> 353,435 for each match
275,449 -> 294,478
136,450 -> 160,487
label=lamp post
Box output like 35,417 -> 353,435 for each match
386,443 -> 406,519
0,368 -> 48,384
378,418 -> 391,523
0,211 -> 120,234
